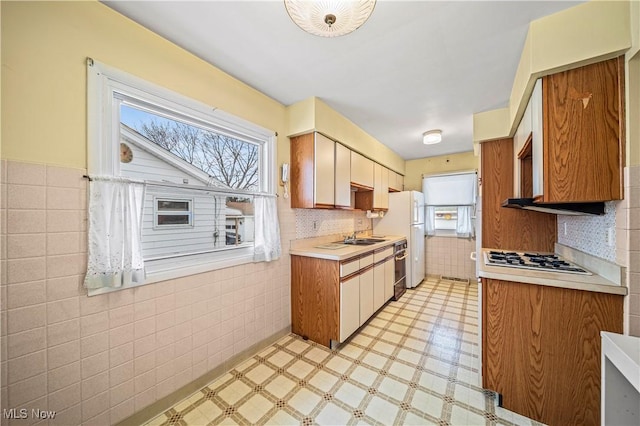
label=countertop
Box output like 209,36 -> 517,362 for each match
289,235 -> 406,261
478,247 -> 627,296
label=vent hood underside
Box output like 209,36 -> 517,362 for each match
502,198 -> 605,216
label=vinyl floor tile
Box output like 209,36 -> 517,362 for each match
145,278 -> 544,426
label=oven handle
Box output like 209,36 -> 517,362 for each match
395,252 -> 408,261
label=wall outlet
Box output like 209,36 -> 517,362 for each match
563,222 -> 567,236
357,218 -> 363,226
607,226 -> 615,247
313,220 -> 317,230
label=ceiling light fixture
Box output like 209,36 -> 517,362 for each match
284,0 -> 377,38
423,129 -> 442,145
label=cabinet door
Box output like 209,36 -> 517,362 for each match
314,133 -> 335,207
351,151 -> 374,189
531,79 -> 544,198
359,267 -> 374,326
373,262 -> 385,312
373,163 -> 389,210
335,143 -> 351,208
514,97 -> 532,198
340,274 -> 360,342
384,257 -> 394,301
542,57 -> 623,202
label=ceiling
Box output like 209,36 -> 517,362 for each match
103,0 -> 583,160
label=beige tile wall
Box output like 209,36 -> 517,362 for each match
621,166 -> 640,336
425,236 -> 476,281
0,160 -> 295,425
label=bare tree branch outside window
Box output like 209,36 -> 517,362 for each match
137,119 -> 259,191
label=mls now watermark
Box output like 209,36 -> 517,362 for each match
3,408 -> 56,420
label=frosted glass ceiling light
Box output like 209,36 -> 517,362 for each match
423,129 -> 442,145
284,0 -> 376,38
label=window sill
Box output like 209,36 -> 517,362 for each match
87,250 -> 256,296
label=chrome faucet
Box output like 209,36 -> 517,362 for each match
344,231 -> 358,243
344,231 -> 357,243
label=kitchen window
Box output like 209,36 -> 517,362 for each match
86,59 -> 277,294
423,171 -> 477,238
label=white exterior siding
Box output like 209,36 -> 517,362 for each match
141,187 -> 227,259
119,131 -> 251,260
120,139 -> 212,186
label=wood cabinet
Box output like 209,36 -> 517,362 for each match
373,163 -> 389,210
291,256 -> 339,346
335,143 -> 352,208
290,132 -> 335,208
537,57 -> 624,202
482,278 -> 623,426
351,151 -> 374,189
481,138 -> 556,252
291,244 -> 396,347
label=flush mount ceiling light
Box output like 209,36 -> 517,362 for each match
284,0 -> 377,38
423,129 -> 442,145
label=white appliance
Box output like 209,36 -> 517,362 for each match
373,191 -> 425,288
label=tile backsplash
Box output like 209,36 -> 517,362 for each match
557,201 -> 617,262
294,208 -> 370,239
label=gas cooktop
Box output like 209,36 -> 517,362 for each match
484,250 -> 592,275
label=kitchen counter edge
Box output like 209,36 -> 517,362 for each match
478,248 -> 627,296
289,236 -> 406,261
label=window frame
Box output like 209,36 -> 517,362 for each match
153,197 -> 194,229
87,58 -> 276,292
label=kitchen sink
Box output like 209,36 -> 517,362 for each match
334,238 -> 387,246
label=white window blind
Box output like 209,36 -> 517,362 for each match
422,172 -> 477,206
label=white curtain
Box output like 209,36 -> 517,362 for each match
456,205 -> 475,238
253,195 -> 281,262
84,178 -> 146,290
425,206 -> 436,236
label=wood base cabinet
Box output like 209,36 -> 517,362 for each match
292,247 -> 396,348
482,278 -> 623,426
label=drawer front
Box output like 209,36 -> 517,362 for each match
373,246 -> 393,263
340,258 -> 360,277
359,254 -> 374,268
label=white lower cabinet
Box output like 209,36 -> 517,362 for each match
340,274 -> 360,342
359,267 -> 374,326
338,245 -> 394,343
384,256 -> 394,301
373,262 -> 385,312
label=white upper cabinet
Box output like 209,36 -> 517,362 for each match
389,171 -> 403,192
514,91 -> 533,198
530,79 -> 543,199
314,133 -> 336,206
335,143 -> 352,208
290,132 -> 335,208
351,151 -> 374,189
373,163 -> 389,210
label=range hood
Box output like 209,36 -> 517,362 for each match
502,198 -> 605,216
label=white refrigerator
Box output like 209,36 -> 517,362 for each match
373,191 -> 425,288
